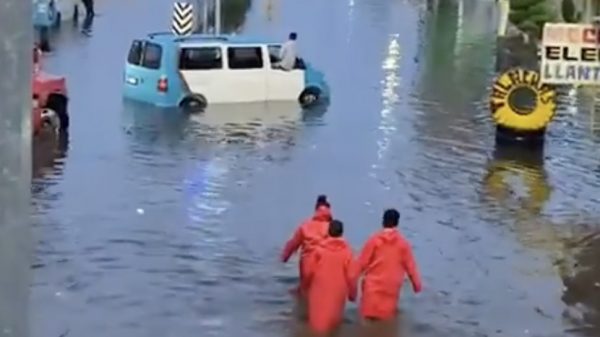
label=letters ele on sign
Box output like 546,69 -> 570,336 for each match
541,23 -> 600,85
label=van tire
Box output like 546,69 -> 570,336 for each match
180,94 -> 207,113
41,109 -> 61,133
45,93 -> 69,130
299,87 -> 321,108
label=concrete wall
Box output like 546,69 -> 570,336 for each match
0,0 -> 33,336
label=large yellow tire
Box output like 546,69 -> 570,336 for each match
489,68 -> 557,132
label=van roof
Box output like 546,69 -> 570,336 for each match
144,32 -> 281,46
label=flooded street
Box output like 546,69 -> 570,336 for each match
30,0 -> 600,336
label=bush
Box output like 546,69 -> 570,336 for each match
509,0 -> 558,39
561,0 -> 582,23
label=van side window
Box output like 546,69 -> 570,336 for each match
127,40 -> 143,65
227,47 -> 263,69
179,47 -> 222,70
268,45 -> 281,68
141,42 -> 162,69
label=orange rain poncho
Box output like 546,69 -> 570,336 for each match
306,237 -> 356,333
281,206 -> 332,295
356,228 -> 422,320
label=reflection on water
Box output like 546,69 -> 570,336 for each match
121,100 -> 325,146
483,145 -> 549,218
32,132 -> 69,180
190,102 -> 303,145
562,234 -> 600,337
32,132 -> 70,208
376,34 -> 400,163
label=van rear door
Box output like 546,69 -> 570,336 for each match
124,40 -> 164,102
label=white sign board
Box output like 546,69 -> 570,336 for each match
541,23 -> 600,85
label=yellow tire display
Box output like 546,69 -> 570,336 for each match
489,68 -> 557,132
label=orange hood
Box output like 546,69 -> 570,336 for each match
320,237 -> 349,252
377,229 -> 400,244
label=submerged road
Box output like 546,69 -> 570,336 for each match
31,0 -> 600,336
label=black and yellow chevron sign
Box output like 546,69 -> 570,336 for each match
172,2 -> 194,36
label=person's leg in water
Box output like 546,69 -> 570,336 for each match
81,0 -> 95,33
82,0 -> 95,18
359,314 -> 402,337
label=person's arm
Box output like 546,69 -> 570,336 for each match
401,243 -> 422,293
345,253 -> 357,302
305,250 -> 320,287
356,237 -> 376,275
281,226 -> 303,262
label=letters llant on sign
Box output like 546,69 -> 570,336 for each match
541,23 -> 600,85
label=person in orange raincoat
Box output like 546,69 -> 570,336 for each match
306,219 -> 356,334
356,208 -> 422,321
281,195 -> 332,295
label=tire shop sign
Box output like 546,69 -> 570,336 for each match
490,68 -> 556,131
541,23 -> 600,85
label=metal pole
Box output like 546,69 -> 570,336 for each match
202,0 -> 209,33
497,0 -> 510,37
0,0 -> 33,336
215,0 -> 221,34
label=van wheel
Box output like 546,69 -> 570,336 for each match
180,94 -> 207,113
299,87 -> 321,108
40,109 -> 61,133
45,94 -> 69,130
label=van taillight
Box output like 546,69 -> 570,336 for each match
157,76 -> 168,92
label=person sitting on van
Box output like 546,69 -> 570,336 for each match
277,32 -> 298,71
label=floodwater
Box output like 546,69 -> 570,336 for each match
30,0 -> 600,336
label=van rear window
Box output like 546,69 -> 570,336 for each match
127,40 -> 162,69
141,42 -> 162,69
127,40 -> 143,65
179,47 -> 222,70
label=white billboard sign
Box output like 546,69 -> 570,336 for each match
541,23 -> 600,85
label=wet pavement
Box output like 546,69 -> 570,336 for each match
30,0 -> 600,336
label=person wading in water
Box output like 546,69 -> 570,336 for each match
81,0 -> 95,34
281,195 -> 332,296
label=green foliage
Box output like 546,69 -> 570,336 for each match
561,0 -> 582,23
508,0 -> 558,39
510,0 -> 542,11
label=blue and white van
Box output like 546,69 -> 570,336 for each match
122,32 -> 329,111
